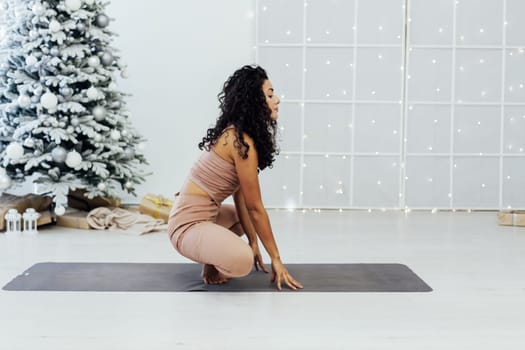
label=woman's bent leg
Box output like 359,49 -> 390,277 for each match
176,221 -> 253,278
215,204 -> 243,236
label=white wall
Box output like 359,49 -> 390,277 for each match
106,0 -> 255,203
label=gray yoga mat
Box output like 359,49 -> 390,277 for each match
2,262 -> 432,292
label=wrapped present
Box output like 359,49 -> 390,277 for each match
139,194 -> 173,223
497,211 -> 525,227
67,188 -> 121,211
55,209 -> 91,230
0,193 -> 53,231
36,210 -> 54,228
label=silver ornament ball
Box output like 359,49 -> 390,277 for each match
49,20 -> 61,33
65,0 -> 82,11
17,94 -> 31,108
59,87 -> 73,97
55,205 -> 66,216
92,106 -> 106,121
95,14 -> 109,28
50,47 -> 60,57
6,142 -> 24,160
110,130 -> 121,140
40,92 -> 58,109
86,87 -> 99,99
70,118 -> 79,126
65,151 -> 82,168
87,56 -> 100,67
76,23 -> 85,32
51,146 -> 67,163
100,52 -> 113,66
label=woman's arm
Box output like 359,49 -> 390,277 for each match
233,138 -> 280,261
233,190 -> 258,245
233,134 -> 302,290
233,190 -> 269,272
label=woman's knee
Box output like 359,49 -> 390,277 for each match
228,245 -> 253,277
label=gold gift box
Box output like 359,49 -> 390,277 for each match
55,209 -> 91,230
139,194 -> 173,223
497,211 -> 525,227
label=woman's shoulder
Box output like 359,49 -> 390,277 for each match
221,125 -> 254,144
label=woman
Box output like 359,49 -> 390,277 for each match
168,65 -> 303,291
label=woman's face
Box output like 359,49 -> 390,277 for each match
262,79 -> 280,121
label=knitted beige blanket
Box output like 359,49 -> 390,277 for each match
87,207 -> 167,235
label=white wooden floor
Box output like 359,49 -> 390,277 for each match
1,210 -> 525,349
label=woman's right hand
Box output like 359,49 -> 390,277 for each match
271,259 -> 303,291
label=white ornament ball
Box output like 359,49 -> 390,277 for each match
110,130 -> 121,140
85,0 -> 95,5
65,0 -> 82,11
86,87 -> 99,99
97,182 -> 106,191
5,142 -> 24,160
65,151 -> 82,168
87,56 -> 100,67
55,205 -> 66,216
125,181 -> 133,189
120,69 -> 129,79
51,146 -> 67,163
25,55 -> 38,66
92,106 -> 106,121
121,130 -> 128,137
0,174 -> 11,190
32,3 -> 45,15
40,92 -> 58,109
49,19 -> 61,33
17,94 -> 31,108
94,134 -> 102,142
108,82 -> 117,91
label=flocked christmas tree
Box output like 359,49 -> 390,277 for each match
0,0 -> 148,214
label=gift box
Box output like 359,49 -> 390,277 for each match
0,193 -> 53,230
497,211 -> 525,227
55,209 -> 91,230
139,194 -> 173,223
67,188 -> 121,211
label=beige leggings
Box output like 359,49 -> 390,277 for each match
168,194 -> 253,278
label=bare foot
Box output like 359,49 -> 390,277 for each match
202,264 -> 230,285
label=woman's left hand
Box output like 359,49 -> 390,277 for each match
250,242 -> 269,273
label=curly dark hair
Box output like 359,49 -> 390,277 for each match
198,65 -> 278,170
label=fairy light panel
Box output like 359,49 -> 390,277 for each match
256,0 -> 525,210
